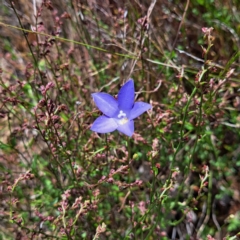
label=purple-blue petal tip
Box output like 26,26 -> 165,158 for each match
118,79 -> 135,111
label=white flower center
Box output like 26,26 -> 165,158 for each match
118,110 -> 126,118
117,110 -> 128,125
119,117 -> 128,125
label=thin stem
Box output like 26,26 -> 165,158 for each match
0,21 -> 137,59
168,68 -> 208,182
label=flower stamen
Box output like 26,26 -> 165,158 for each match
118,110 -> 126,118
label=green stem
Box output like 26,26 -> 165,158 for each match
168,68 -> 208,182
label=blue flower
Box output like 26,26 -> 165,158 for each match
90,79 -> 152,137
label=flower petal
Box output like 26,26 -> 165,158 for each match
91,116 -> 118,133
117,79 -> 135,111
117,120 -> 134,137
129,102 -> 152,120
92,93 -> 118,117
